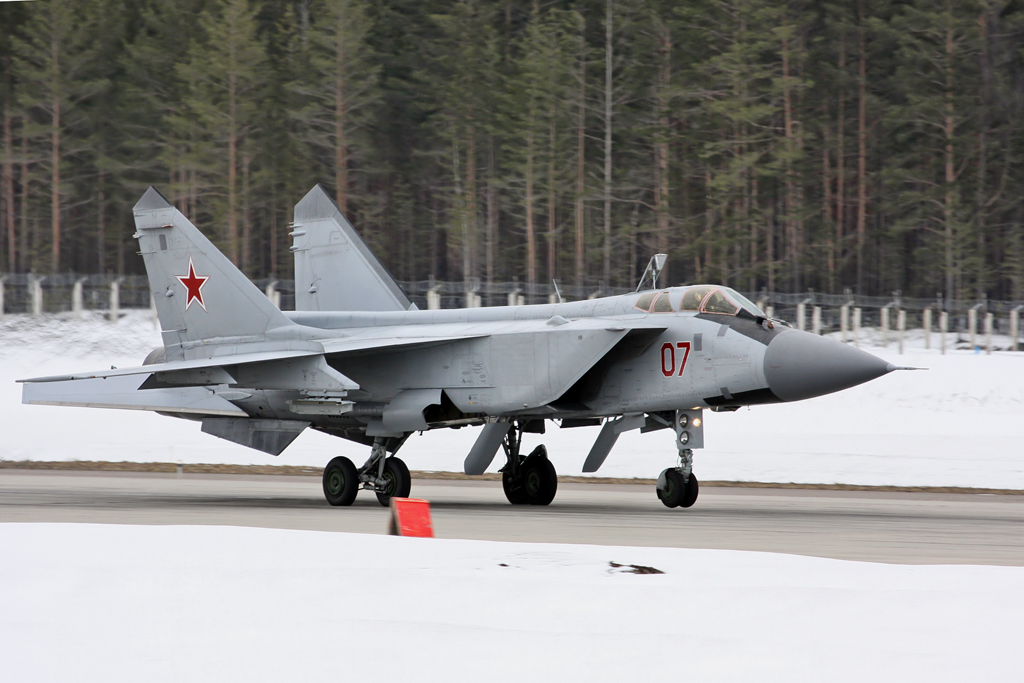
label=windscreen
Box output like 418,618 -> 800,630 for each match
719,288 -> 765,317
700,289 -> 739,315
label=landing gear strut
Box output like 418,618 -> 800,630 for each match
499,422 -> 557,506
360,437 -> 411,507
321,436 -> 411,507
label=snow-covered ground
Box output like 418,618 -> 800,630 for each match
2,311 -> 1022,489
1,523 -> 1019,683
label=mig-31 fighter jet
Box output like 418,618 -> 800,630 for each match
20,186 -> 905,509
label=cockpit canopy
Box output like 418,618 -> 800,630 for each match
634,285 -> 765,318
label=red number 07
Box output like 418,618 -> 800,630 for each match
660,341 -> 692,377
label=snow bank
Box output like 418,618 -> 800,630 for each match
2,311 -> 1022,488
0,523 -> 1019,683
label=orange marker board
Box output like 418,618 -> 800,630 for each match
388,498 -> 434,537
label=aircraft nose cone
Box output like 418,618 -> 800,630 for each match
763,329 -> 893,402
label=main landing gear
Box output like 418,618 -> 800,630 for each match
499,423 -> 557,506
322,436 -> 411,507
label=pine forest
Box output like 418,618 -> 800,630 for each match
1,0 -> 1023,303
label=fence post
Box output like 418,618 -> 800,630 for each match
31,276 -> 43,317
765,305 -> 774,319
940,310 -> 948,355
880,306 -> 889,346
840,304 -> 849,343
108,280 -> 120,323
968,307 -> 977,350
985,312 -> 993,355
852,307 -> 861,347
923,308 -> 932,350
426,287 -> 441,310
466,290 -> 481,308
1012,308 -> 1021,352
898,309 -> 905,355
265,280 -> 281,309
508,288 -> 522,307
812,306 -> 821,335
796,302 -> 806,332
72,278 -> 85,318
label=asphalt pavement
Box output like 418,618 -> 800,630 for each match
1,469 -> 1020,565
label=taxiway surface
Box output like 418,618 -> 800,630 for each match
1,469 -> 1020,565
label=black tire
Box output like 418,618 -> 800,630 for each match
522,447 -> 557,506
323,456 -> 358,506
657,468 -> 685,508
375,457 -> 412,507
680,473 -> 699,508
502,468 -> 529,505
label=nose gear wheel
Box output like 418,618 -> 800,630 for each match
657,469 -> 699,508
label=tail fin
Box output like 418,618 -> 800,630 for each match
291,185 -> 415,312
133,187 -> 293,356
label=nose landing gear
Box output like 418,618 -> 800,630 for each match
657,450 -> 699,508
656,409 -> 703,509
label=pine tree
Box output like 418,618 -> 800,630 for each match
293,0 -> 381,216
430,0 -> 500,284
12,0 -> 103,272
174,0 -> 267,271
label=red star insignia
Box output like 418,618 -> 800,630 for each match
177,257 -> 209,311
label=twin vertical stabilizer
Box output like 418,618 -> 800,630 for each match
133,187 -> 294,358
291,185 -> 414,312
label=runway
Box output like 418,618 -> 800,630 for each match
1,469 -> 1020,565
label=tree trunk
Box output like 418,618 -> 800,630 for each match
943,4 -> 955,301
525,128 -> 536,287
227,32 -> 239,265
242,151 -> 252,273
547,118 -> 556,284
50,81 -> 61,273
654,20 -> 671,284
782,26 -> 797,290
856,1 -> 867,295
602,0 -> 613,290
19,130 -> 28,272
335,14 -> 348,215
97,172 -> 105,273
465,129 -> 477,282
228,127 -> 238,263
822,123 -> 832,290
574,33 -> 586,289
270,180 -> 278,277
975,6 -> 990,299
835,33 -> 846,293
3,109 -> 14,272
486,135 -> 496,292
